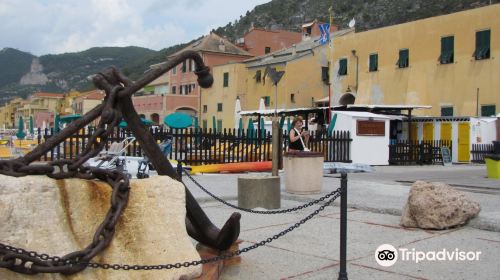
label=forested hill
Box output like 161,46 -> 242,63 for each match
213,0 -> 499,41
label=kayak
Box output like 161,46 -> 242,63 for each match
190,161 -> 272,174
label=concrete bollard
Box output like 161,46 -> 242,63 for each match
238,175 -> 281,209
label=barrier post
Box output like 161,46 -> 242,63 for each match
177,161 -> 183,182
338,172 -> 348,280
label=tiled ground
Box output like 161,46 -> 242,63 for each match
198,200 -> 500,280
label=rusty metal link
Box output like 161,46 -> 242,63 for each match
0,84 -> 130,275
184,170 -> 341,214
1,189 -> 341,272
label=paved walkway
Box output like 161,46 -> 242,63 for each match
183,164 -> 500,279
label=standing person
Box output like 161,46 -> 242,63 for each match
288,116 -> 310,151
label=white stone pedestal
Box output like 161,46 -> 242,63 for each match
284,152 -> 324,194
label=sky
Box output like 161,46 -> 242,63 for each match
0,0 -> 270,56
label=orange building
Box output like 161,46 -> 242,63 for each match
235,27 -> 302,56
165,32 -> 253,119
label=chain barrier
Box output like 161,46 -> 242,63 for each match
0,86 -> 132,275
184,170 -> 340,214
1,188 -> 341,271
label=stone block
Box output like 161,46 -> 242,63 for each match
0,175 -> 201,279
238,175 -> 280,209
400,181 -> 481,230
284,152 -> 323,194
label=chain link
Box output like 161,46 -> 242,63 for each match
184,170 -> 340,214
1,189 -> 341,271
0,85 -> 131,275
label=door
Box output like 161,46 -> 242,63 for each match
409,123 -> 418,141
440,122 -> 452,147
458,122 -> 470,162
423,123 -> 434,141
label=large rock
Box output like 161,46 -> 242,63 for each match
401,181 -> 481,229
0,175 -> 202,279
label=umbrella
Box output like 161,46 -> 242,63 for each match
247,118 -> 255,143
279,116 -> 285,129
29,116 -> 34,135
120,118 -> 154,128
259,98 -> 266,111
16,117 -> 26,140
327,113 -> 338,136
60,114 -> 81,123
54,114 -> 61,133
163,112 -> 192,129
260,117 -> 265,142
238,118 -> 243,136
234,98 -> 242,130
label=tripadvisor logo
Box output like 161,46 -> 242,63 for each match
375,244 -> 482,267
375,244 -> 398,267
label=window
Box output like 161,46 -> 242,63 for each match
481,105 -> 496,117
439,36 -> 454,64
191,60 -> 196,72
182,61 -> 187,72
179,85 -> 183,95
474,29 -> 490,60
290,93 -> 295,103
369,53 -> 378,72
306,27 -> 312,36
203,105 -> 207,113
217,120 -> 223,130
321,66 -> 329,83
263,96 -> 270,107
217,103 -> 223,112
265,47 -> 271,54
441,106 -> 454,117
172,66 -> 177,75
396,49 -> 409,68
223,72 -> 229,87
188,59 -> 192,72
202,120 -> 207,129
255,70 -> 262,83
171,86 -> 176,94
338,58 -> 347,76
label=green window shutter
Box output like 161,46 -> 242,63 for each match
439,36 -> 454,64
474,30 -> 491,60
182,61 -> 187,72
397,49 -> 409,68
223,72 -> 229,87
263,96 -> 270,107
440,106 -> 454,117
369,53 -> 378,72
481,105 -> 496,117
202,120 -> 207,129
255,70 -> 262,82
217,120 -> 223,131
338,58 -> 347,75
321,66 -> 329,82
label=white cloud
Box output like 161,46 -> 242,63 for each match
0,0 -> 270,56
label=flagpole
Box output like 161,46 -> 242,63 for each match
328,6 -> 334,121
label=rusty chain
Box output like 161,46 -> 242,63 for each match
0,188 -> 341,271
184,169 -> 342,214
0,85 -> 131,275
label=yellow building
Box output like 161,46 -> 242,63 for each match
200,62 -> 247,129
331,4 -> 499,117
244,28 -> 353,112
200,29 -> 354,129
0,98 -> 23,128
